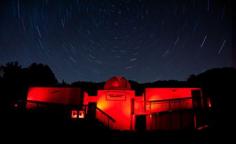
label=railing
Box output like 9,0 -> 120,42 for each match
147,97 -> 193,113
27,101 -> 116,129
95,107 -> 115,129
82,104 -> 115,129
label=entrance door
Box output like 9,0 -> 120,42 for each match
135,115 -> 146,131
87,102 -> 97,120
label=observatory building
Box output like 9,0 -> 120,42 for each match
27,76 -> 209,131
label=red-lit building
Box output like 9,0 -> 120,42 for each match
27,76 -> 208,131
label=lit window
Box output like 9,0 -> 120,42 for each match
71,110 -> 78,119
78,110 -> 85,119
208,98 -> 212,108
14,103 -> 18,108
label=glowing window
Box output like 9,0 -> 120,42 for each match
78,110 -> 85,119
208,98 -> 212,108
71,110 -> 78,119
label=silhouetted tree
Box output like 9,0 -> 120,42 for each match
0,62 -> 24,111
187,67 -> 236,131
26,63 -> 58,86
0,62 -> 58,112
72,81 -> 104,95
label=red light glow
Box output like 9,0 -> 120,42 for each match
145,88 -> 200,101
95,90 -> 135,130
112,81 -> 120,87
27,87 -> 82,107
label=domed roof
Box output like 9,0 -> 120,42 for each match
104,76 -> 131,90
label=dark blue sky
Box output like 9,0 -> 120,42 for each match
0,0 -> 232,83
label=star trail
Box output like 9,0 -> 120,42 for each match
0,0 -> 232,83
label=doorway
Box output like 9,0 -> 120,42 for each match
135,115 -> 146,131
87,102 -> 97,120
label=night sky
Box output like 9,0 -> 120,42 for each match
0,0 -> 232,83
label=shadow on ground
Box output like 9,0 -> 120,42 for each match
0,111 -> 224,144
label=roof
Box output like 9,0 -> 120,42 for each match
104,76 -> 131,90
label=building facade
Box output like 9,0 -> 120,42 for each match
27,76 -> 209,131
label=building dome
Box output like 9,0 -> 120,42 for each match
104,76 -> 131,90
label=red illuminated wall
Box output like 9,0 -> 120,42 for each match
144,88 -> 201,131
88,90 -> 135,130
83,92 -> 97,105
134,95 -> 145,115
145,88 -> 200,101
27,87 -> 82,109
144,88 -> 201,113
